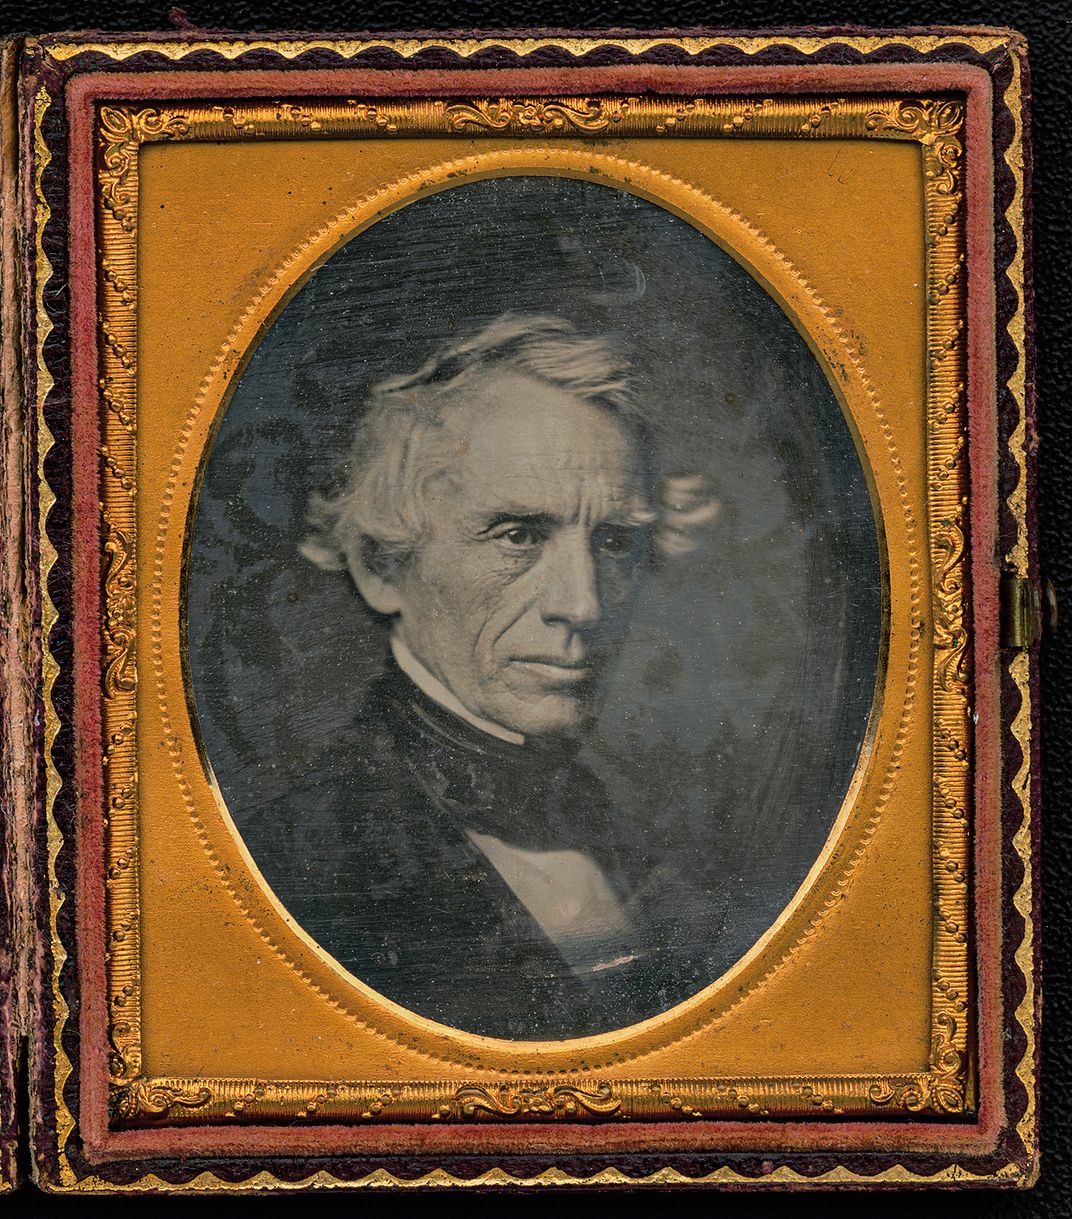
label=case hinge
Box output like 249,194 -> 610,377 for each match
1000,575 -> 1042,649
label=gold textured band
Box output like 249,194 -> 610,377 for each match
92,93 -> 969,1127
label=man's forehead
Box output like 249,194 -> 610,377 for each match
452,429 -> 644,512
449,467 -> 650,530
441,370 -> 639,465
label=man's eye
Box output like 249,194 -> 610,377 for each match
595,526 -> 638,557
497,525 -> 542,547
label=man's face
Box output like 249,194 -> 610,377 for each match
392,369 -> 650,738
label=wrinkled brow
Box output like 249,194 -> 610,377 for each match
470,497 -> 657,531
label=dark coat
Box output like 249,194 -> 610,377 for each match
245,659 -> 707,1039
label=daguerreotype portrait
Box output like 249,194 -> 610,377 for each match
187,177 -> 880,1039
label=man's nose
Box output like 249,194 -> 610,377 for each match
538,532 -> 602,629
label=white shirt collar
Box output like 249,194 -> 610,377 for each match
390,631 -> 526,747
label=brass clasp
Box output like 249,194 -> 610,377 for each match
1000,575 -> 1043,649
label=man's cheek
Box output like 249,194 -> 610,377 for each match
454,559 -> 526,620
419,571 -> 500,656
429,540 -> 515,591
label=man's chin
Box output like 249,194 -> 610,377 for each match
503,694 -> 593,741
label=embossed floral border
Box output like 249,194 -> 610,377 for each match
92,90 -> 971,1128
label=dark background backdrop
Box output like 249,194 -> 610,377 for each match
5,1 -> 1068,1213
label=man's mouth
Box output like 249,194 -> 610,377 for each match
513,656 -> 593,681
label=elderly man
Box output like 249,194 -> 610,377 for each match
252,314 -> 718,1039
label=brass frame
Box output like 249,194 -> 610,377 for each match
83,92 -> 974,1128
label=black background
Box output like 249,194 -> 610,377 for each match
3,1 -> 1068,1212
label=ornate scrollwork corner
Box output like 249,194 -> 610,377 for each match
445,96 -> 631,133
106,1018 -> 142,1086
864,98 -> 965,196
110,1078 -> 213,1124
436,1081 -> 624,1120
868,1014 -> 968,1115
933,513 -> 971,692
102,524 -> 137,696
99,105 -> 191,231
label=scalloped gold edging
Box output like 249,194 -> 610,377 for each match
33,84 -> 78,1191
29,1158 -> 1037,1194
26,31 -> 1034,1189
41,30 -> 1017,63
999,49 -> 1039,1178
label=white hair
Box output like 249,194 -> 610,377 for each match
300,313 -> 653,573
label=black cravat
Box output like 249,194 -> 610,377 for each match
362,657 -> 621,858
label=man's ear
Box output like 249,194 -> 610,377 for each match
344,536 -> 403,616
